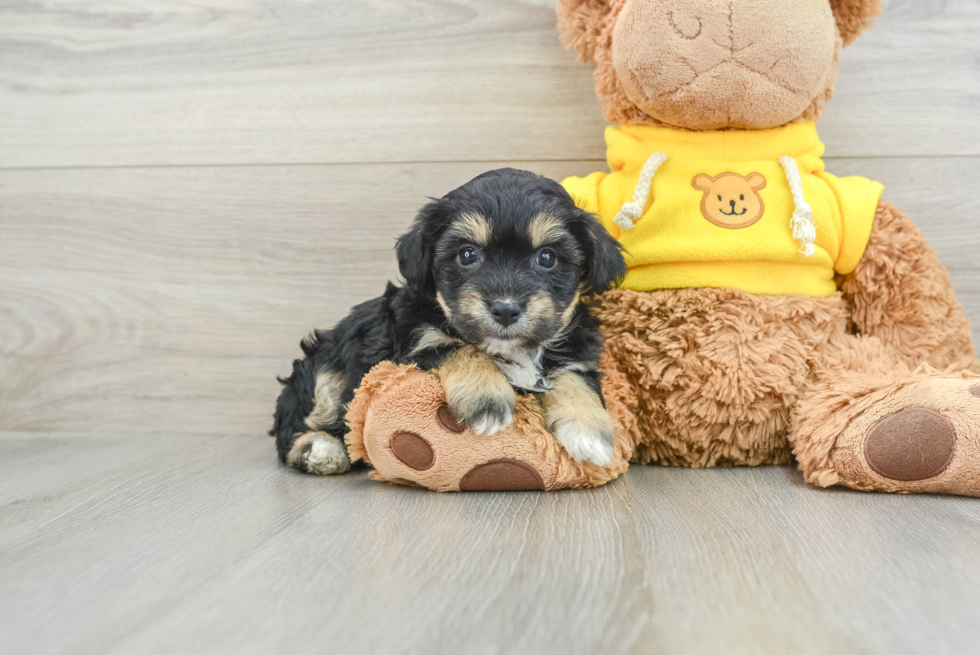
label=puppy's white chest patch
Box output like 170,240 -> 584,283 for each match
485,341 -> 551,393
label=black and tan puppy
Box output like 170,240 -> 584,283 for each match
271,168 -> 627,475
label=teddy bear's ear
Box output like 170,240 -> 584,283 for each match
556,0 -> 615,63
746,173 -> 767,191
829,0 -> 885,47
692,174 -> 714,192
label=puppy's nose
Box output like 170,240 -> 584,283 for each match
490,300 -> 522,327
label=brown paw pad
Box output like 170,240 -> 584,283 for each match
436,403 -> 466,433
459,458 -> 544,492
970,384 -> 980,398
864,407 -> 956,482
389,431 -> 435,471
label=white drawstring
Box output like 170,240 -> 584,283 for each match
613,151 -> 817,258
779,156 -> 817,257
613,151 -> 669,231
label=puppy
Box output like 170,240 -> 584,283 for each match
270,168 -> 627,475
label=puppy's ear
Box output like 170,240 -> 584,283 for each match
396,200 -> 444,292
568,208 -> 627,294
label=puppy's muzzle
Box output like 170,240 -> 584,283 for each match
489,300 -> 523,328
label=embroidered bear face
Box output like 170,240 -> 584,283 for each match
692,173 -> 768,229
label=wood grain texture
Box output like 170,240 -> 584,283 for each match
2,158 -> 977,436
2,433 -> 980,655
1,0 -> 978,168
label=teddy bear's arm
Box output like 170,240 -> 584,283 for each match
838,200 -> 978,371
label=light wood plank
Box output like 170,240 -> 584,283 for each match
1,0 -> 977,168
2,433 -> 980,655
1,158 -> 977,436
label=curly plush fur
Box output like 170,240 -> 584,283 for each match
594,287 -> 846,468
839,202 -> 979,372
830,0 -> 884,46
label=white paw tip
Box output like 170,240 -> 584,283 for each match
554,422 -> 614,466
305,437 -> 351,475
470,409 -> 513,436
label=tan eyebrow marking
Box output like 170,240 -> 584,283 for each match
528,213 -> 568,248
449,213 -> 492,245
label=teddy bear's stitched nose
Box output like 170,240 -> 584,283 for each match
730,200 -> 736,208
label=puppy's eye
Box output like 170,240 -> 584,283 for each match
535,248 -> 557,270
458,246 -> 480,267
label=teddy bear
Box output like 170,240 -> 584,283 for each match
344,0 -> 980,494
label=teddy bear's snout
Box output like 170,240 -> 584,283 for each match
612,0 -> 838,130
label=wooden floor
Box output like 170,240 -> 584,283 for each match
6,434 -> 980,655
1,1 -> 979,653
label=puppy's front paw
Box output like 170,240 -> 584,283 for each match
440,346 -> 517,436
448,386 -> 517,436
542,372 -> 616,466
287,433 -> 351,475
551,418 -> 615,466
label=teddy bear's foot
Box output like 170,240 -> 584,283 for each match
804,376 -> 980,495
344,361 -> 638,492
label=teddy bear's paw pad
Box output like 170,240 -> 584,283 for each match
864,407 -> 956,482
970,384 -> 980,398
389,431 -> 435,471
829,377 -> 980,495
458,458 -> 545,491
436,403 -> 466,433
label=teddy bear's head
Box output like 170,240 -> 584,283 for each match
558,0 -> 883,130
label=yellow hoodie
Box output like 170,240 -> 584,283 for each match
562,122 -> 884,297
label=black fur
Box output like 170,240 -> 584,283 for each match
271,168 -> 626,468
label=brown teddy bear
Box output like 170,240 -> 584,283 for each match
346,0 -> 980,494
